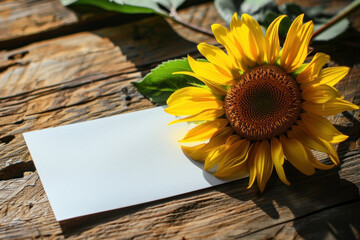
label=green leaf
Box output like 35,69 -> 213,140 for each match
214,0 -> 350,42
278,3 -> 305,19
155,0 -> 187,10
214,0 -> 243,25
132,59 -> 203,105
241,0 -> 274,15
303,6 -> 326,19
61,0 -> 78,6
313,18 -> 350,41
61,0 -> 186,15
214,0 -> 278,25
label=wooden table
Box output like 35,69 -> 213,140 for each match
0,0 -> 359,239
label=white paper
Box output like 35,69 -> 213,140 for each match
24,107 -> 243,221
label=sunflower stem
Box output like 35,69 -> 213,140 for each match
168,8 -> 214,36
311,0 -> 360,42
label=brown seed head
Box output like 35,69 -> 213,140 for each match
224,65 -> 301,141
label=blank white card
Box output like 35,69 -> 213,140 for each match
23,107 -> 245,221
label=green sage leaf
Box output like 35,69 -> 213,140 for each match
313,18 -> 350,41
132,59 -> 203,105
214,0 -> 278,25
61,0 -> 78,6
61,0 -> 186,15
214,0 -> 243,25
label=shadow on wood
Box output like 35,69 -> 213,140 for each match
312,28 -> 360,67
56,149 -> 360,239
220,151 -> 360,239
93,17 -> 203,69
336,111 -> 360,160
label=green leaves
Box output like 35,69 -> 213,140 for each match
132,59 -> 203,105
214,0 -> 243,26
61,0 -> 78,6
214,0 -> 350,41
214,0 -> 278,25
61,0 -> 186,15
313,18 -> 349,41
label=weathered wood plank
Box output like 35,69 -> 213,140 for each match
0,1 -> 359,239
0,2 -> 223,178
0,0 -> 125,49
0,0 -> 216,50
237,200 -> 360,240
1,0 -> 356,51
0,0 -> 75,40
0,151 -> 359,239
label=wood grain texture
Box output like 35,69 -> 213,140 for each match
0,0 -> 115,49
0,0 -> 76,40
0,151 -> 359,239
0,0 -> 358,50
0,2 -> 223,179
0,0 -> 212,50
0,1 -> 359,239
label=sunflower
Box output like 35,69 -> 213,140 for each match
164,13 -> 359,192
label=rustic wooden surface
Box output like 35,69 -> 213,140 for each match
0,0 -> 359,239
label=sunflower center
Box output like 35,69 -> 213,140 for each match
224,65 -> 301,141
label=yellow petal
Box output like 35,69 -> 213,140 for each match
231,13 -> 257,67
214,140 -> 251,178
169,109 -> 225,125
290,124 -> 340,165
302,98 -> 359,116
280,15 -> 304,70
300,113 -> 348,143
181,127 -> 233,162
317,66 -> 349,86
317,138 -> 340,165
214,164 -> 248,179
304,146 -> 335,170
197,43 -> 239,79
217,139 -> 250,170
181,143 -> 206,162
296,52 -> 330,83
302,84 -> 343,103
265,15 -> 286,65
204,135 -> 240,171
296,120 -> 341,165
290,21 -> 314,72
281,14 -> 314,73
241,14 -> 267,65
211,23 -> 247,71
214,143 -> 252,178
228,13 -> 252,70
167,86 -> 216,106
271,137 -> 290,185
204,144 -> 227,171
255,140 -> 274,192
204,134 -> 240,171
187,55 -> 234,85
233,37 -> 254,69
173,71 -> 227,96
230,12 -> 240,32
279,135 -> 315,175
232,13 -> 267,65
165,98 -> 223,116
179,119 -> 228,142
247,142 -> 259,189
165,86 -> 224,116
